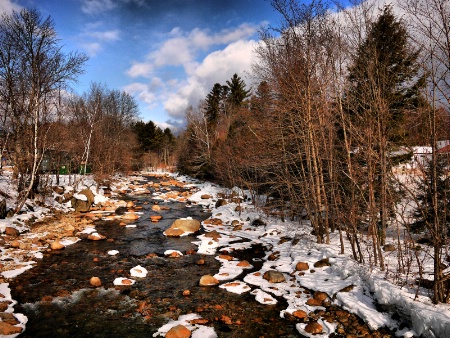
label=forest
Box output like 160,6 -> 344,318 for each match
0,0 -> 449,304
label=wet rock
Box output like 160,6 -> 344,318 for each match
0,322 -> 22,335
314,257 -> 330,268
164,218 -> 200,237
90,277 -> 102,287
165,324 -> 191,338
122,213 -> 139,220
199,275 -> 219,286
263,270 -> 285,283
295,262 -> 309,271
51,239 -> 65,250
304,322 -> 322,334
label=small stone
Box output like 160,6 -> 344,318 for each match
165,324 -> 191,338
0,322 -> 22,335
4,227 -> 19,237
304,322 -> 323,334
314,258 -> 330,268
199,275 -> 219,286
313,291 -> 328,301
292,310 -> 307,319
10,240 -> 20,248
295,262 -> 309,271
263,270 -> 285,283
306,298 -> 322,306
51,239 -> 65,250
90,277 -> 102,287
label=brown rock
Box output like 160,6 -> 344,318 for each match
304,322 -> 323,334
164,218 -> 200,237
295,262 -> 309,271
219,254 -> 234,261
204,230 -> 222,241
165,324 -> 191,338
313,291 -> 328,301
199,275 -> 219,286
263,270 -> 285,283
306,298 -> 322,306
314,258 -> 330,268
90,277 -> 102,287
10,240 -> 20,248
4,227 -> 19,237
0,322 -> 22,335
122,213 -> 139,220
292,310 -> 307,319
51,239 -> 65,250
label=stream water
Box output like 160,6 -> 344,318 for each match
9,176 -> 301,337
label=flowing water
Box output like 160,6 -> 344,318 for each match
10,176 -> 301,337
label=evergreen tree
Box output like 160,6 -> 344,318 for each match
225,73 -> 250,108
205,83 -> 223,124
347,5 -> 423,143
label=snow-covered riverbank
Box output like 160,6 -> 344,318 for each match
0,171 -> 449,337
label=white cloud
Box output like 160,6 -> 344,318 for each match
0,0 -> 21,15
163,39 -> 256,118
85,29 -> 120,41
81,0 -> 117,14
127,24 -> 258,79
81,42 -> 102,56
127,62 -> 154,78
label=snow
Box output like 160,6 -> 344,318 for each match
130,265 -> 148,278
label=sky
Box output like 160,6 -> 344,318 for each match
0,0 -> 280,130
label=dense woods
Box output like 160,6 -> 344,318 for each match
0,0 -> 449,304
177,0 -> 450,303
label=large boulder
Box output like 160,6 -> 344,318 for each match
164,218 -> 200,237
71,188 -> 95,212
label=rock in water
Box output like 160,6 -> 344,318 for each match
199,275 -> 219,286
164,218 -> 200,237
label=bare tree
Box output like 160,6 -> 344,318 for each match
0,8 -> 87,212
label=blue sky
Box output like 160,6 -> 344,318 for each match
0,0 -> 279,129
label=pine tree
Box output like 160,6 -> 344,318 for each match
225,73 -> 250,108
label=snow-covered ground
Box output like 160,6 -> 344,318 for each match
0,169 -> 449,337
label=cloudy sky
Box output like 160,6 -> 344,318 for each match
0,0 -> 279,129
